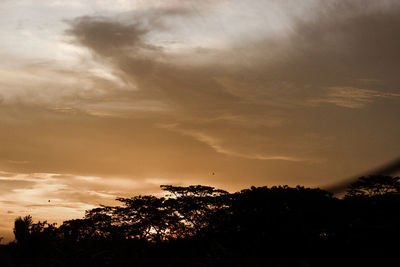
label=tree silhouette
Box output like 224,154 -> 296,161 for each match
4,183 -> 400,266
161,185 -> 229,236
13,215 -> 33,245
82,195 -> 184,241
79,185 -> 229,241
346,175 -> 400,198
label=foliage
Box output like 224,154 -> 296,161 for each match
345,175 -> 400,198
13,215 -> 33,244
2,180 -> 400,266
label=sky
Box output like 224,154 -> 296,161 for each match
1,0 -> 400,241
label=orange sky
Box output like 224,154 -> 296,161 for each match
1,0 -> 400,242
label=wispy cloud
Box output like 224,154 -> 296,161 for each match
159,124 -> 304,162
7,160 -> 30,164
311,87 -> 400,108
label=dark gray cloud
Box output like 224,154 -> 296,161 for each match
67,16 -> 151,57
281,2 -> 400,89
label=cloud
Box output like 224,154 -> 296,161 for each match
7,160 -> 30,164
160,124 -> 304,162
310,87 -> 400,108
279,1 -> 400,88
2,0 -> 394,183
66,16 -> 152,57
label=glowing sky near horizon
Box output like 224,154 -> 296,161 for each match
1,0 -> 400,241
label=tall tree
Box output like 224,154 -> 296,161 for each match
13,215 -> 33,244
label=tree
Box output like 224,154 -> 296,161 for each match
160,185 -> 228,198
13,215 -> 33,244
83,195 -> 185,242
79,185 -> 229,241
161,185 -> 229,236
346,175 -> 400,198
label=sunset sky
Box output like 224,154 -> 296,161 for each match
1,0 -> 400,241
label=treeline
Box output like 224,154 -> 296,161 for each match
1,175 -> 400,267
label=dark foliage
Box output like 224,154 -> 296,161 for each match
346,175 -> 400,198
1,178 -> 400,266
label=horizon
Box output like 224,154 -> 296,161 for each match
1,0 -> 400,242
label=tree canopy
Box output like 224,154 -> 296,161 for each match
345,175 -> 400,198
2,179 -> 400,266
